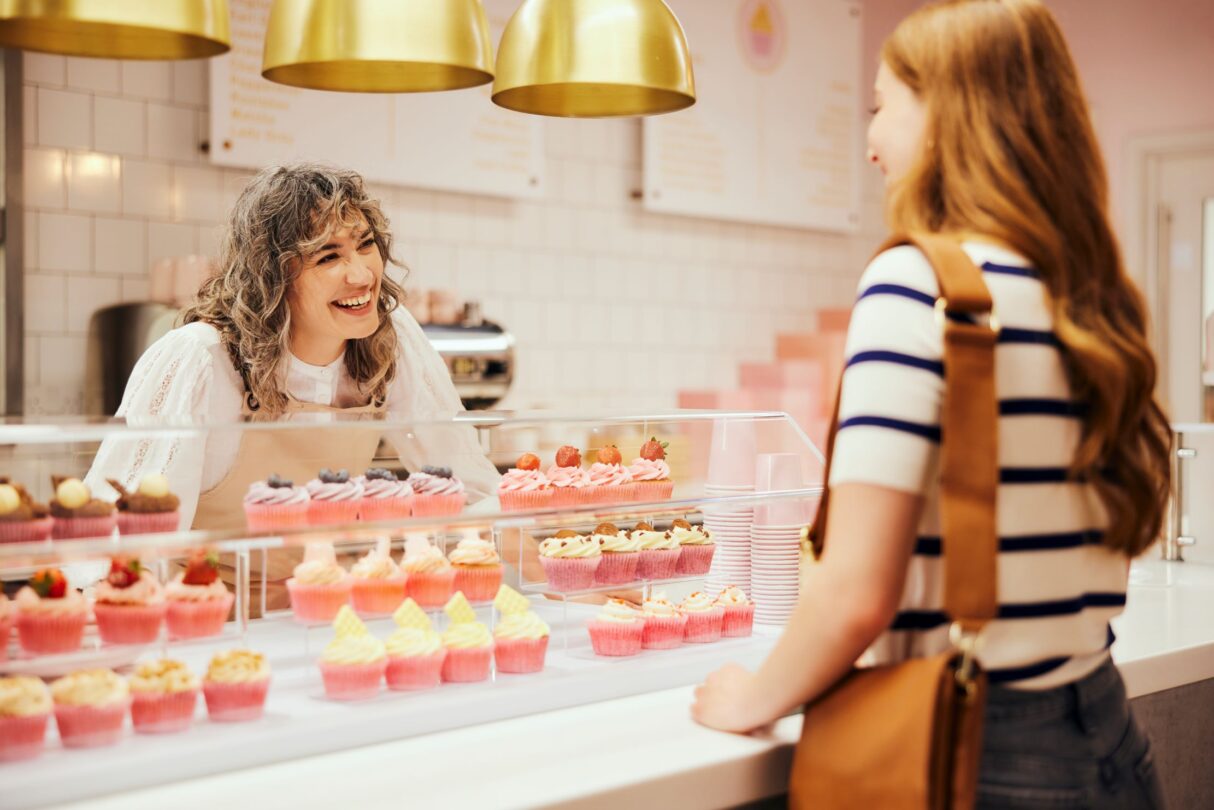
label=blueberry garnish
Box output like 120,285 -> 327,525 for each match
420,466 -> 453,479
267,474 -> 293,488
365,467 -> 397,481
319,468 -> 350,484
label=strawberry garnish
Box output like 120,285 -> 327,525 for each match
554,446 -> 582,468
596,445 -> 622,465
106,556 -> 143,589
639,437 -> 668,461
30,568 -> 67,599
182,550 -> 221,586
516,453 -> 541,472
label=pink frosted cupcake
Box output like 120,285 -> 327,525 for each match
587,599 -> 644,657
129,659 -> 199,734
633,523 -> 682,581
384,599 -> 446,691
440,593 -> 493,683
165,550 -> 234,640
592,522 -> 641,585
680,591 -> 724,643
641,592 -> 687,650
203,650 -> 271,722
449,531 -> 503,603
243,474 -> 310,531
109,474 -> 180,535
716,585 -> 755,637
0,594 -> 13,660
287,542 -> 353,624
628,438 -> 675,502
539,530 -> 601,592
350,538 -> 407,616
305,468 -> 364,526
493,584 -> 549,674
0,479 -> 52,543
546,446 -> 596,506
15,569 -> 88,654
401,537 -> 456,609
406,467 -> 466,516
50,669 -> 129,749
93,556 -> 166,645
498,454 -> 554,511
357,468 -> 413,522
49,477 -> 116,540
671,520 -> 716,575
319,606 -> 387,700
0,677 -> 52,762
587,445 -> 635,504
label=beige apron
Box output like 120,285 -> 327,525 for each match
193,395 -> 385,612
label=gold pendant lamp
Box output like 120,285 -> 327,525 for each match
492,0 -> 695,118
0,0 -> 230,60
262,0 -> 494,93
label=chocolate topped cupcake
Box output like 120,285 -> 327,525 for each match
0,478 -> 52,543
49,477 -> 116,540
109,475 -> 181,536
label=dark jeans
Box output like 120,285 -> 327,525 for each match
978,658 -> 1166,809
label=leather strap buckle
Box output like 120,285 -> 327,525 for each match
949,621 -> 984,694
934,297 -> 1001,335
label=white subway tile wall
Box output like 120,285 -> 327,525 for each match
21,53 -> 886,416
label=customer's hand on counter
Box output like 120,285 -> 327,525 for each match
691,663 -> 772,734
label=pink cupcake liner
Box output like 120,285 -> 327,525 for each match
494,636 -> 548,674
675,544 -> 716,575
243,502 -> 310,532
410,493 -> 466,517
54,700 -> 129,749
0,616 -> 12,661
94,602 -> 166,645
440,645 -> 493,683
592,484 -> 636,506
453,565 -> 503,603
0,713 -> 50,762
307,499 -> 361,527
642,614 -> 688,650
594,551 -> 640,585
203,679 -> 270,722
540,556 -> 601,592
117,511 -> 180,536
721,604 -> 756,637
166,593 -> 234,640
405,569 -> 456,609
549,486 -> 598,508
385,651 -> 447,691
637,548 -> 682,581
351,576 -> 407,616
683,608 -> 725,643
359,497 -> 413,522
16,611 -> 87,654
498,488 -> 555,512
51,515 -> 116,540
319,660 -> 386,700
287,579 -> 353,624
131,689 -> 198,734
587,620 -> 644,657
632,480 -> 674,503
0,517 -> 52,544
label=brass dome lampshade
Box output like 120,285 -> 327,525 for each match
262,0 -> 494,93
0,0 -> 230,59
492,0 -> 695,118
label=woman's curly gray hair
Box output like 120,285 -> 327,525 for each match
183,163 -> 406,414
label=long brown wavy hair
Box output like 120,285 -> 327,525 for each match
882,0 -> 1170,556
183,163 -> 406,414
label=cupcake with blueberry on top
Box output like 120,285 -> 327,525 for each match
356,467 -> 413,522
243,473 -> 310,530
305,468 -> 364,526
406,466 -> 466,517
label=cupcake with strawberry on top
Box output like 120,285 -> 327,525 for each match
92,556 -> 166,645
587,445 -> 634,505
15,568 -> 88,654
546,445 -> 594,507
497,453 -> 552,511
629,437 -> 674,502
165,550 -> 234,640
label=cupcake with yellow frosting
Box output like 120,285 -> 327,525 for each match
0,676 -> 52,762
680,591 -> 724,643
128,659 -> 199,734
592,522 -> 641,585
384,599 -> 446,691
672,519 -> 715,575
203,649 -> 271,722
401,537 -> 456,609
350,537 -> 407,616
51,669 -> 130,748
633,522 -> 682,581
449,531 -> 503,603
49,476 -> 116,539
587,598 -> 644,657
539,530 -> 601,592
287,541 -> 352,624
0,478 -> 52,544
493,585 -> 549,673
440,593 -> 494,683
716,585 -> 755,637
16,568 -> 88,654
641,591 -> 687,650
109,474 -> 180,535
319,606 -> 387,700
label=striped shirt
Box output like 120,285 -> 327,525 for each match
830,241 -> 1125,689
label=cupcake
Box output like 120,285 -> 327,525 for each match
128,659 -> 199,734
203,649 -> 271,722
586,445 -> 635,504
384,599 -> 446,691
406,466 -> 466,517
633,522 -> 682,581
357,467 -> 413,522
50,669 -> 130,749
497,453 -> 553,511
586,598 -> 644,657
243,474 -> 310,531
400,536 -> 456,609
716,585 -> 755,637
349,537 -> 407,616
319,606 -> 387,700
15,568 -> 88,654
0,594 -> 13,661
492,584 -> 549,674
109,475 -> 180,535
305,468 -> 364,526
680,591 -> 724,643
546,446 -> 594,507
287,541 -> 353,624
592,522 -> 641,585
641,591 -> 687,650
440,593 -> 493,683
92,556 -> 166,645
671,519 -> 716,575
0,479 -> 52,543
538,530 -> 601,592
448,531 -> 503,603
0,676 -> 52,762
165,550 -> 234,639
49,477 -> 116,540
629,437 -> 674,502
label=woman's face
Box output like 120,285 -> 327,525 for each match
287,220 -> 384,353
866,61 -> 929,186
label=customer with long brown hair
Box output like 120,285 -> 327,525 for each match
692,1 -> 1169,806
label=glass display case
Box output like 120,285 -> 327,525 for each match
0,410 -> 822,808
